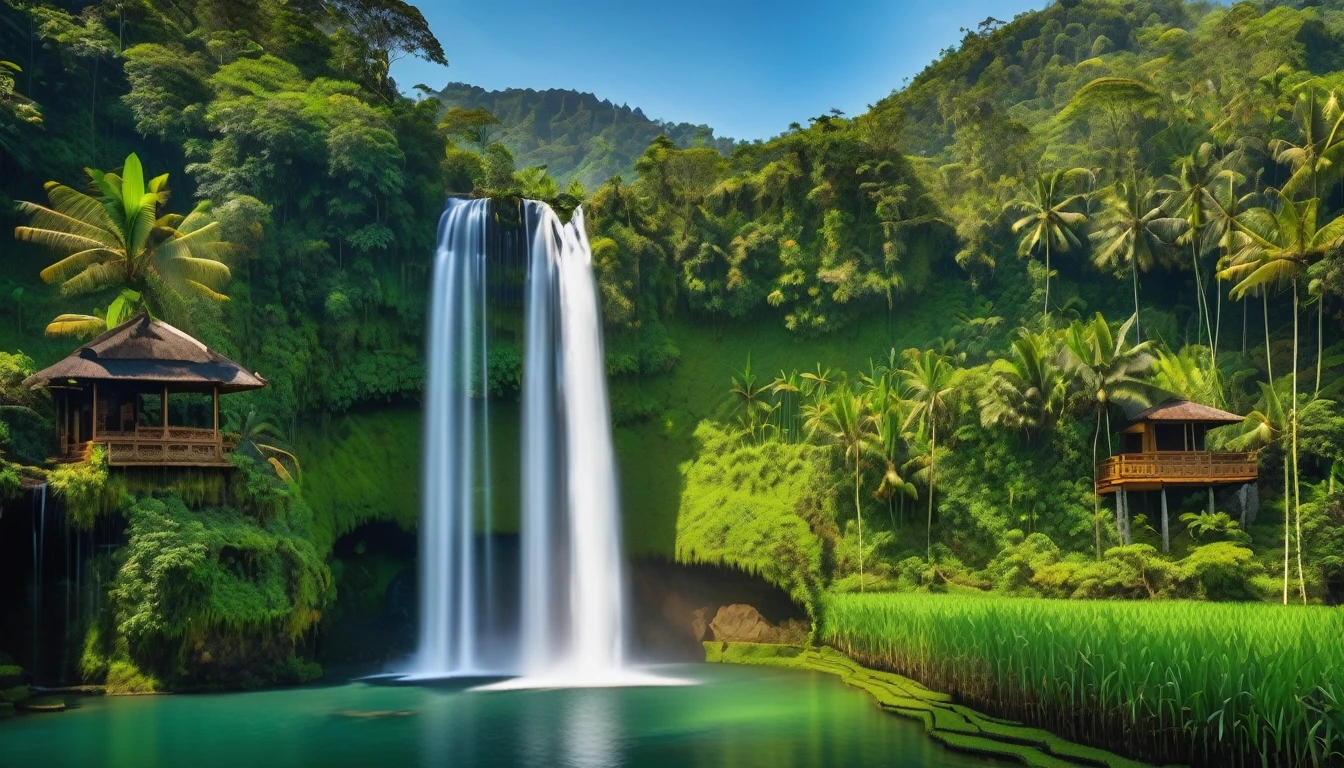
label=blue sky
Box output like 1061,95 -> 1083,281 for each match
391,1 -> 1048,141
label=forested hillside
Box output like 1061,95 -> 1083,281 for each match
434,82 -> 737,190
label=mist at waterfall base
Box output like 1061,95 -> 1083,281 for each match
401,198 -> 686,689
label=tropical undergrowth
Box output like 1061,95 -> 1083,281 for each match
80,456 -> 331,691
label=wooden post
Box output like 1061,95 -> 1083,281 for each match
1117,488 -> 1130,545
91,382 -> 98,442
1208,487 -> 1215,516
213,385 -> 220,459
161,386 -> 168,431
1160,487 -> 1170,553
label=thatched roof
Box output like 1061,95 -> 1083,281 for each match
1130,398 -> 1244,425
23,313 -> 267,394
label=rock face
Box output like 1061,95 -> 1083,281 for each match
708,604 -> 808,645
690,608 -> 710,642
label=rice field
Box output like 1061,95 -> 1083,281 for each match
821,593 -> 1344,767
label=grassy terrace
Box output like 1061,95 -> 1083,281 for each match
821,593 -> 1344,767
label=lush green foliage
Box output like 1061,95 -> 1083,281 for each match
675,421 -> 835,616
435,83 -> 736,190
824,592 -> 1344,766
88,461 -> 332,689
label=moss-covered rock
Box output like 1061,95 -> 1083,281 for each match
0,685 -> 31,703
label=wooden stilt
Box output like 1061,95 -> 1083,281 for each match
1161,487 -> 1170,554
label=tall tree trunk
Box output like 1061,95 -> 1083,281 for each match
1044,239 -> 1051,322
1292,282 -> 1306,603
927,422 -> 937,563
1093,410 -> 1102,560
1131,257 -> 1141,343
855,458 -> 864,592
1315,298 -> 1323,396
1213,277 -> 1222,363
1264,292 -> 1274,383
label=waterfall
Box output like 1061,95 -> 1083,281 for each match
411,197 -> 491,678
554,206 -> 626,675
412,198 -> 679,688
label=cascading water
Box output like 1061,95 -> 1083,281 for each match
410,197 -> 493,678
411,197 -> 681,688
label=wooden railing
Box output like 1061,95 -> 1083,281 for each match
1096,451 -> 1259,491
69,427 -> 234,467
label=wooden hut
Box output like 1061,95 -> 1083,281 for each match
23,313 -> 267,467
1096,398 -> 1258,551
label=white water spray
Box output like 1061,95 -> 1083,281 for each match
413,198 -> 683,688
411,198 -> 490,678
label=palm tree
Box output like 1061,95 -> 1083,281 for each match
1151,347 -> 1223,408
980,329 -> 1068,439
729,355 -> 771,444
1089,177 -> 1185,342
1274,88 -> 1339,202
899,350 -> 956,562
1226,382 -> 1297,603
14,153 -> 232,327
1204,171 -> 1259,360
870,398 -> 918,530
770,369 -> 803,443
45,288 -> 147,337
805,388 -> 878,589
1062,313 -> 1155,558
229,409 -> 302,484
1160,149 -> 1219,350
1220,197 -> 1344,604
1005,170 -> 1088,321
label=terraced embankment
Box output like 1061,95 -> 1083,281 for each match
704,642 -> 1152,768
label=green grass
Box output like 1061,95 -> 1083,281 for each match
822,592 -> 1344,767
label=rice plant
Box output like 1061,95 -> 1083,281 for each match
822,593 -> 1344,767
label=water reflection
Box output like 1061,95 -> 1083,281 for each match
2,665 -> 995,767
564,691 -> 620,768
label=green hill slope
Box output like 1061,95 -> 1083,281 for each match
434,82 -> 738,189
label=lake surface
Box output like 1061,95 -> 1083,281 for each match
0,664 -> 997,767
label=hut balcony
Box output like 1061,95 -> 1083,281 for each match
65,426 -> 236,468
1096,450 -> 1260,494
1094,399 -> 1259,495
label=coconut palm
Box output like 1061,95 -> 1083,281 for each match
45,288 -> 147,338
1226,382 -> 1297,603
1062,313 -> 1156,558
1089,177 -> 1185,342
805,387 -> 878,589
1005,170 -> 1089,321
899,350 -> 956,562
1221,197 -> 1344,605
1159,148 -> 1220,350
1204,171 -> 1259,359
1274,88 -> 1340,202
14,153 -> 232,328
1151,346 -> 1223,408
981,329 -> 1068,439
